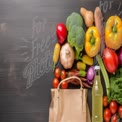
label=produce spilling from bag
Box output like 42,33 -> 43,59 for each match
52,6 -> 122,122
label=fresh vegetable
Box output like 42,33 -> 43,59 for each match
94,7 -> 104,37
108,67 -> 122,104
102,48 -> 118,74
82,54 -> 93,66
105,16 -> 122,50
56,23 -> 67,45
80,7 -> 94,27
76,61 -> 86,70
54,67 -> 61,79
53,43 -> 61,70
66,12 -> 83,31
111,114 -> 118,122
67,77 -> 91,88
103,96 -> 108,107
67,78 -> 79,85
104,108 -> 111,122
52,77 -> 59,88
66,12 -> 85,60
60,43 -> 75,69
80,77 -> 88,82
61,81 -> 68,89
82,82 -> 91,88
109,100 -> 118,114
103,100 -> 121,121
118,105 -> 122,118
118,47 -> 122,66
67,69 -> 86,77
96,54 -> 110,97
61,70 -> 67,80
94,7 -> 105,55
85,26 -> 101,57
86,66 -> 95,84
67,25 -> 85,60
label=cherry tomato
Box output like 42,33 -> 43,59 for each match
111,114 -> 118,122
52,77 -> 59,88
109,100 -> 118,114
61,70 -> 66,80
61,81 -> 68,89
56,23 -> 67,45
103,96 -> 108,107
104,108 -> 111,122
102,48 -> 118,74
54,67 -> 61,79
118,105 -> 122,118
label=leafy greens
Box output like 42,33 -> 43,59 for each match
109,67 -> 122,104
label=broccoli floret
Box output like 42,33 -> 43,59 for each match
66,12 -> 85,60
66,12 -> 83,31
68,25 -> 85,60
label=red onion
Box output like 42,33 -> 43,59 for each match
87,79 -> 94,85
118,47 -> 122,66
86,66 -> 95,84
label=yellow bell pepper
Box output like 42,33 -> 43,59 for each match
105,16 -> 122,50
85,26 -> 100,57
82,54 -> 93,66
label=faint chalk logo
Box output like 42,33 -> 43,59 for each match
99,0 -> 122,17
18,16 -> 56,89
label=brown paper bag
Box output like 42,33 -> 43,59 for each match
48,76 -> 91,122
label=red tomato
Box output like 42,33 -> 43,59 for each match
102,48 -> 118,74
103,96 -> 108,107
54,67 -> 61,79
118,105 -> 122,118
109,100 -> 118,114
61,81 -> 68,89
111,114 -> 118,122
61,70 -> 66,80
52,77 -> 59,88
104,108 -> 111,122
56,23 -> 67,45
118,47 -> 122,66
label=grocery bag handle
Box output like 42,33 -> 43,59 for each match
57,76 -> 83,90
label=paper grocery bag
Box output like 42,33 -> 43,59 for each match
48,76 -> 91,122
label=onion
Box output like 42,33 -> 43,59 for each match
118,47 -> 122,66
87,79 -> 94,85
86,66 -> 95,84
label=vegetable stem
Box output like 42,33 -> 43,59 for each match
96,54 -> 110,97
90,30 -> 96,46
112,22 -> 118,33
53,63 -> 56,71
67,69 -> 86,77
